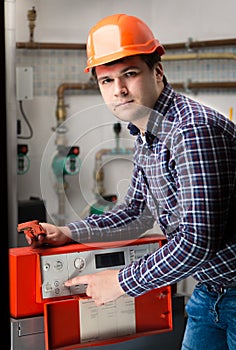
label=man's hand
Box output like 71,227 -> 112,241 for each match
25,223 -> 73,248
65,270 -> 125,306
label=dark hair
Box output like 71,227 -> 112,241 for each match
140,51 -> 161,69
91,51 -> 168,85
140,52 -> 167,85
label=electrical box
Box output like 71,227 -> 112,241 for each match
16,66 -> 33,100
9,235 -> 173,349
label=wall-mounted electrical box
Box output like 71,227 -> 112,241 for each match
16,66 -> 33,100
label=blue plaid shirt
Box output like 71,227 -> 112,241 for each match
68,83 -> 236,296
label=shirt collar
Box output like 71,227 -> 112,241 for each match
128,83 -> 175,144
127,123 -> 156,145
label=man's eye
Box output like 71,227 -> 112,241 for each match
101,78 -> 112,85
125,71 -> 137,77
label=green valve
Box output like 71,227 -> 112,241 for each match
90,194 -> 117,215
52,146 -> 81,183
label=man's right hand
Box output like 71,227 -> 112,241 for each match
25,223 -> 73,248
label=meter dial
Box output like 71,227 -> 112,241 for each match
74,257 -> 86,271
64,156 -> 80,175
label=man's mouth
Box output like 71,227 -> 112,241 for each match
114,100 -> 134,109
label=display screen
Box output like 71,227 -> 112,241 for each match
95,251 -> 125,269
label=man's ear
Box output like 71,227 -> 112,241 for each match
155,63 -> 164,81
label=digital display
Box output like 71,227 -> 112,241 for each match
95,251 -> 125,269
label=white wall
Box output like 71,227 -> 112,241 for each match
13,0 -> 236,293
16,0 -> 236,43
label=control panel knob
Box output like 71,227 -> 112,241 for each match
74,257 -> 86,271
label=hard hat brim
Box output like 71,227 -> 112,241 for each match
84,42 -> 165,73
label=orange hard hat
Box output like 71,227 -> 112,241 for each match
84,14 -> 165,73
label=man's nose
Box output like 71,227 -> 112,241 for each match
114,79 -> 128,97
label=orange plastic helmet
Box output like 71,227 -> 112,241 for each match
84,14 -> 165,73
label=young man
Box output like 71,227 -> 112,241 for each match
28,14 -> 236,349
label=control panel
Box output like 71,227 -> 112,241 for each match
40,242 -> 159,299
9,235 -> 168,319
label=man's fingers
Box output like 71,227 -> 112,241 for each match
65,275 -> 90,287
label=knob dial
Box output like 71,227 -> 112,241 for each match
74,257 -> 86,271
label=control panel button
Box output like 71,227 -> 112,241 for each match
43,263 -> 50,271
54,260 -> 63,270
74,257 -> 86,271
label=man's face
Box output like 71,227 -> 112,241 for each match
95,56 -> 164,129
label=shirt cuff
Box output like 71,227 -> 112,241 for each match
118,264 -> 151,297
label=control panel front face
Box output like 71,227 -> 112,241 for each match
40,242 -> 159,300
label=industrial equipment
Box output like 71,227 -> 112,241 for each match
90,194 -> 118,215
9,235 -> 176,349
17,144 -> 30,175
52,145 -> 81,180
52,145 -> 81,225
89,122 -> 133,217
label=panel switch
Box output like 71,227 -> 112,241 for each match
16,66 -> 33,101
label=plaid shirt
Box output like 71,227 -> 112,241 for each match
68,83 -> 236,296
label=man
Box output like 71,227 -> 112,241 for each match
28,14 -> 236,349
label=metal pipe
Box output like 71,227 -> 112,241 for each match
16,43 -> 236,63
16,43 -> 236,75
94,149 -> 111,196
16,42 -> 86,50
163,52 -> 236,62
53,79 -> 97,225
163,38 -> 236,50
94,148 -> 133,196
16,38 -> 236,51
55,80 -> 98,125
55,79 -> 236,128
171,81 -> 236,91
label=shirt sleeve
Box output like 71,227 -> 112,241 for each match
67,164 -> 155,243
118,124 -> 236,296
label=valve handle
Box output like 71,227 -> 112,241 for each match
17,220 -> 46,240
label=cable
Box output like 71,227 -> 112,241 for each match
17,100 -> 33,139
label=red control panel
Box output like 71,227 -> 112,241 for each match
9,235 -> 173,349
